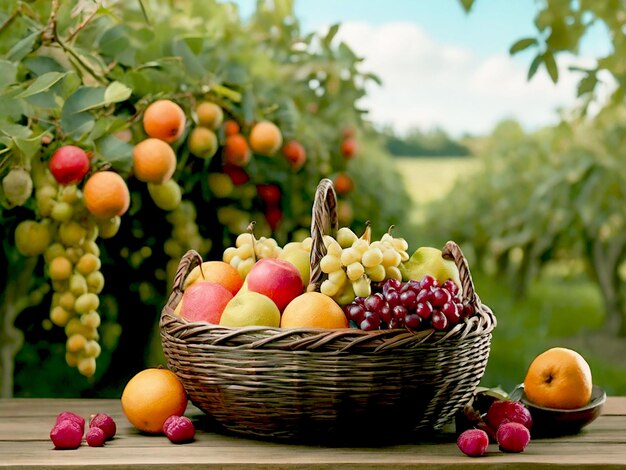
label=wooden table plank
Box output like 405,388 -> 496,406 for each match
0,398 -> 624,468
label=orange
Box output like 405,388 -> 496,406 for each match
223,134 -> 251,166
334,172 -> 353,195
223,119 -> 240,137
183,261 -> 244,295
143,99 -> 186,143
280,292 -> 349,329
196,101 -> 223,130
133,138 -> 177,183
121,368 -> 188,434
523,347 -> 593,410
83,171 -> 130,219
249,121 -> 282,156
282,139 -> 306,170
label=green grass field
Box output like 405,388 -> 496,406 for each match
394,156 -> 626,396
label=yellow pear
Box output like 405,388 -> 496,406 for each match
219,291 -> 280,327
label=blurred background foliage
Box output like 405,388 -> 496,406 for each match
1,0 -> 626,398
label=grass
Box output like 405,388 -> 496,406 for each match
395,156 -> 626,396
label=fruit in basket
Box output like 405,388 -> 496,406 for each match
279,245 -> 311,286
456,429 -> 489,457
497,422 -> 530,453
281,292 -> 349,328
523,347 -> 592,409
163,415 -> 195,443
345,276 -> 468,331
399,246 -> 462,291
179,281 -> 233,323
245,258 -> 303,311
219,291 -> 280,327
183,261 -> 244,295
486,400 -> 533,432
121,368 -> 188,434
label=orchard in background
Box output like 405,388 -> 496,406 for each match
0,0 -> 409,397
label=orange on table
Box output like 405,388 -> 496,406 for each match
523,347 -> 593,410
143,99 -> 186,143
121,368 -> 188,434
83,171 -> 130,219
280,292 -> 349,329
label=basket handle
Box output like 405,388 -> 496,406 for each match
161,249 -> 203,320
442,240 -> 479,307
308,178 -> 338,292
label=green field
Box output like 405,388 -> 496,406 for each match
394,156 -> 480,224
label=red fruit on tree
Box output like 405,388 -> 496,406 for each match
282,140 -> 306,169
49,146 -> 90,185
256,184 -> 281,206
264,206 -> 282,232
340,138 -> 357,159
222,164 -> 250,186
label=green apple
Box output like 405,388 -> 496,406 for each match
219,291 -> 280,327
399,246 -> 462,292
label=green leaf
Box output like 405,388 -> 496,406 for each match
543,51 -> 559,83
7,30 -> 42,61
104,81 -> 132,104
61,111 -> 95,137
322,24 -> 340,48
577,72 -> 598,97
171,38 -> 205,79
17,72 -> 69,98
96,134 -> 134,173
528,54 -> 543,80
509,38 -> 538,55
23,56 -> 65,75
0,60 -> 18,87
13,135 -> 42,159
0,122 -> 32,139
458,0 -> 475,13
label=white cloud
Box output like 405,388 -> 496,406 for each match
334,21 -> 610,136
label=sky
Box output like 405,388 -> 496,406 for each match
234,0 -> 613,137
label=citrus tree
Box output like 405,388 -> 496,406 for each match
0,0 -> 409,397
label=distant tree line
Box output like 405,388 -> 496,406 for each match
381,126 -> 470,157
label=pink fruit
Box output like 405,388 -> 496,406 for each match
180,281 -> 233,324
86,426 -> 106,447
50,419 -> 83,450
163,415 -> 195,444
55,411 -> 85,433
245,258 -> 303,311
49,145 -> 90,185
456,429 -> 489,457
486,400 -> 533,431
497,422 -> 531,453
89,413 -> 116,440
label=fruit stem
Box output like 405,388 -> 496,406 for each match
247,221 -> 257,263
360,220 -> 371,243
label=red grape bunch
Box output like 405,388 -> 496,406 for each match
344,275 -> 476,332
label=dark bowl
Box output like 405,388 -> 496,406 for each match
510,384 -> 606,437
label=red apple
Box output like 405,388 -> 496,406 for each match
49,145 -> 90,185
256,183 -> 281,206
180,281 -> 233,324
282,140 -> 306,170
245,258 -> 303,311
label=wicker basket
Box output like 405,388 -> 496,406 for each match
160,178 -> 496,443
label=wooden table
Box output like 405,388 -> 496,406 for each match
1,397 -> 625,468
